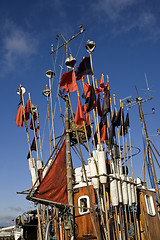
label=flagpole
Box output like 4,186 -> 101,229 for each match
127,108 -> 134,179
87,75 -> 100,145
46,70 -> 56,149
89,51 -> 101,145
82,78 -> 96,149
113,94 -> 123,175
29,93 -> 46,239
43,85 -> 52,155
36,106 -> 44,165
122,104 -> 131,178
29,93 -> 40,162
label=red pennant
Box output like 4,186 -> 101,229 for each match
99,74 -> 104,92
15,103 -> 23,127
74,97 -> 84,126
101,123 -> 108,142
60,70 -> 78,93
25,99 -> 31,121
82,104 -> 91,125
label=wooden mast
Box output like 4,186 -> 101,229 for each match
135,87 -> 160,206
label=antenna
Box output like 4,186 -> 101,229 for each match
144,72 -> 151,99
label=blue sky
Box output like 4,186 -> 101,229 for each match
0,0 -> 160,226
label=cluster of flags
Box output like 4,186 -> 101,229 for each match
15,55 -> 130,157
59,55 -> 130,146
15,97 -> 38,158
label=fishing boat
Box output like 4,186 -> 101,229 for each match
15,26 -> 160,240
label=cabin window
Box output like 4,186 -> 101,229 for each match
145,194 -> 156,216
78,195 -> 90,215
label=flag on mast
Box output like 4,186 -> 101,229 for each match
15,103 -> 24,127
75,57 -> 93,79
60,69 -> 78,92
74,96 -> 84,126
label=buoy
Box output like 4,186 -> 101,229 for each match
127,177 -> 132,206
37,159 -> 42,170
116,174 -> 123,203
110,174 -> 119,206
121,175 -> 128,205
88,157 -> 99,189
30,167 -> 38,186
28,158 -> 36,171
131,180 -> 136,204
97,150 -> 107,184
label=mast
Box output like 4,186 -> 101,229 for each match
136,87 -> 160,205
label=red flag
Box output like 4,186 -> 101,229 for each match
83,82 -> 91,99
33,141 -> 68,205
60,70 -> 78,93
83,82 -> 99,99
100,123 -> 108,142
99,74 -> 104,92
25,99 -> 31,121
15,103 -> 23,127
82,104 -> 91,125
74,97 -> 84,126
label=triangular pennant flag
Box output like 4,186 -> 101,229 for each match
74,96 -> 84,126
100,123 -> 108,143
15,103 -> 23,127
27,137 -> 37,159
60,70 -> 78,93
75,57 -> 93,79
87,83 -> 96,113
83,82 -> 91,99
113,107 -> 121,127
99,74 -> 104,92
109,124 -> 115,147
120,111 -> 129,135
25,99 -> 31,121
102,91 -> 110,116
82,104 -> 91,125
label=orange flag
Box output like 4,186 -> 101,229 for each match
15,103 -> 23,127
74,96 -> 84,126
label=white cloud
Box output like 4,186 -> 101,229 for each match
8,206 -> 22,212
92,0 -> 136,21
91,0 -> 160,40
0,18 -> 38,71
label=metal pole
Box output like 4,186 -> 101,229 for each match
48,76 -> 56,148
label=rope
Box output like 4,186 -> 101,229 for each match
75,32 -> 86,58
